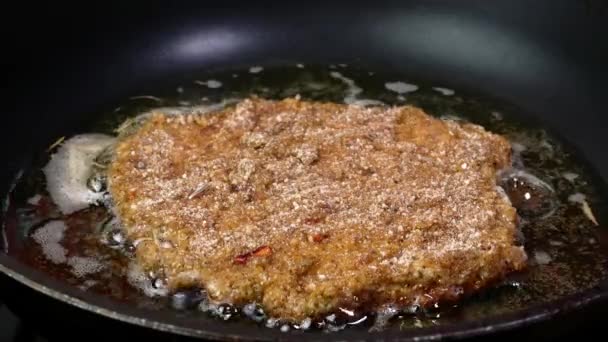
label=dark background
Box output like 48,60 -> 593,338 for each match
2,1 -> 608,341
3,0 -> 608,185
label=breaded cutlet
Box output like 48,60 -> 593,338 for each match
107,97 -> 527,320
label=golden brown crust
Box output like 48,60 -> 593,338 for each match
107,98 -> 527,320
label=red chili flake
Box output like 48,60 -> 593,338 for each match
234,245 -> 272,264
252,245 -> 273,257
312,233 -> 329,243
234,254 -> 250,265
127,190 -> 137,200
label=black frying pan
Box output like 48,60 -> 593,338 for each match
2,1 -> 608,340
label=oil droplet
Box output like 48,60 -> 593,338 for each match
534,250 -> 552,265
249,66 -> 263,73
499,169 -> 557,218
385,81 -> 418,94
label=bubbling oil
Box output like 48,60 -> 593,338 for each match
3,64 -> 608,333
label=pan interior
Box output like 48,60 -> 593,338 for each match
2,64 -> 608,336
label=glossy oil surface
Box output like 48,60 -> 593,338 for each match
3,65 -> 608,333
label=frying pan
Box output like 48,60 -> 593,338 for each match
2,0 -> 608,340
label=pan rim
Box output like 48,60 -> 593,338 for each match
2,103 -> 608,341
1,137 -> 608,340
1,252 -> 607,341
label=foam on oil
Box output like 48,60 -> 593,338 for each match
4,64 -> 608,333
